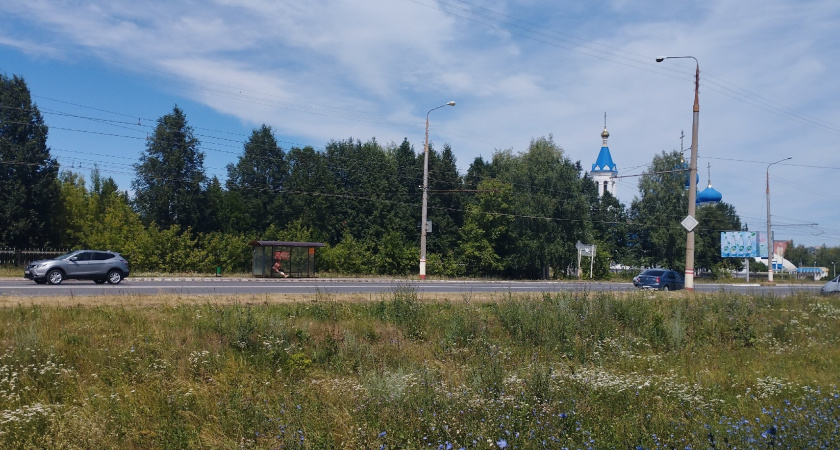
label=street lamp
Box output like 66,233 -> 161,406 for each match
656,55 -> 700,290
766,156 -> 791,283
832,262 -> 836,278
419,101 -> 455,280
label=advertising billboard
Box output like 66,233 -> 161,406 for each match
721,231 -> 758,258
758,232 -> 768,258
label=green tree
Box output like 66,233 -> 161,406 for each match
132,106 -> 206,230
426,143 -> 464,255
784,242 -> 813,269
0,73 -> 60,247
490,137 -> 592,278
628,151 -> 688,270
583,175 -> 629,266
457,178 -> 513,276
226,124 -> 288,232
283,146 -> 335,241
55,171 -> 92,247
325,138 -> 402,245
205,176 -> 250,234
388,138 -> 421,241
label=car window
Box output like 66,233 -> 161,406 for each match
74,252 -> 93,261
642,270 -> 665,276
94,252 -> 114,261
54,252 -> 77,260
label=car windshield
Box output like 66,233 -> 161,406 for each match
54,252 -> 79,260
641,270 -> 665,276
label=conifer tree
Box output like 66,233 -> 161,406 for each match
132,106 -> 206,230
0,73 -> 60,247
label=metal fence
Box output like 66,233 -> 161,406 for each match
0,248 -> 70,267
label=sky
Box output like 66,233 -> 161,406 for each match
1,0 -> 839,249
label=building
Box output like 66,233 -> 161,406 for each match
591,116 -> 617,197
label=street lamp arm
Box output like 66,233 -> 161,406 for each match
656,56 -> 699,110
426,101 -> 457,120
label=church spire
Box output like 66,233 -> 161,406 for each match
601,111 -> 610,146
592,112 -> 617,198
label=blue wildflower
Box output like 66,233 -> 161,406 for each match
497,439 -> 508,448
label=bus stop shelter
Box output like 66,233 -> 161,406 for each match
248,241 -> 325,278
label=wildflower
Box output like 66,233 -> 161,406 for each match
379,431 -> 387,438
497,439 -> 508,448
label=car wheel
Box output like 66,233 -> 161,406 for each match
94,279 -> 106,284
34,279 -> 47,285
662,285 -> 670,291
106,269 -> 123,284
47,269 -> 64,285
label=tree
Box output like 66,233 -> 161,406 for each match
0,73 -> 60,247
486,137 -> 592,278
426,143 -> 464,255
55,170 -> 91,247
325,137 -> 402,245
389,138 -> 421,241
784,242 -> 813,269
132,106 -> 206,230
628,151 -> 688,270
283,145 -> 335,241
583,174 -> 629,266
457,178 -> 513,275
205,176 -> 249,234
226,124 -> 288,232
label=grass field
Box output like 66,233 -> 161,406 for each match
0,288 -> 838,448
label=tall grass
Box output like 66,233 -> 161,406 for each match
0,290 -> 838,448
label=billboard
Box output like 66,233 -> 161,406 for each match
721,231 -> 758,258
758,232 -> 768,258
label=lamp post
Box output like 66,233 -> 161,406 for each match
766,156 -> 791,283
656,55 -> 700,290
832,262 -> 836,278
419,101 -> 455,280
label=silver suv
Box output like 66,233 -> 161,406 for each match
24,250 -> 130,285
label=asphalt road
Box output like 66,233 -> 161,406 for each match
0,277 -> 822,298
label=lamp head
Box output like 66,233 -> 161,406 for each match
446,101 -> 456,106
655,57 -> 666,62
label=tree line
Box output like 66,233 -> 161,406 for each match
2,72 -> 760,277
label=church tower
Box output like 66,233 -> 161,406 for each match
591,113 -> 617,197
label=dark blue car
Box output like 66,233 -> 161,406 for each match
633,269 -> 684,291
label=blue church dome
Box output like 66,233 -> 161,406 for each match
697,183 -> 722,205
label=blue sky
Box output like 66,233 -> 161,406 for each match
2,0 -> 839,248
